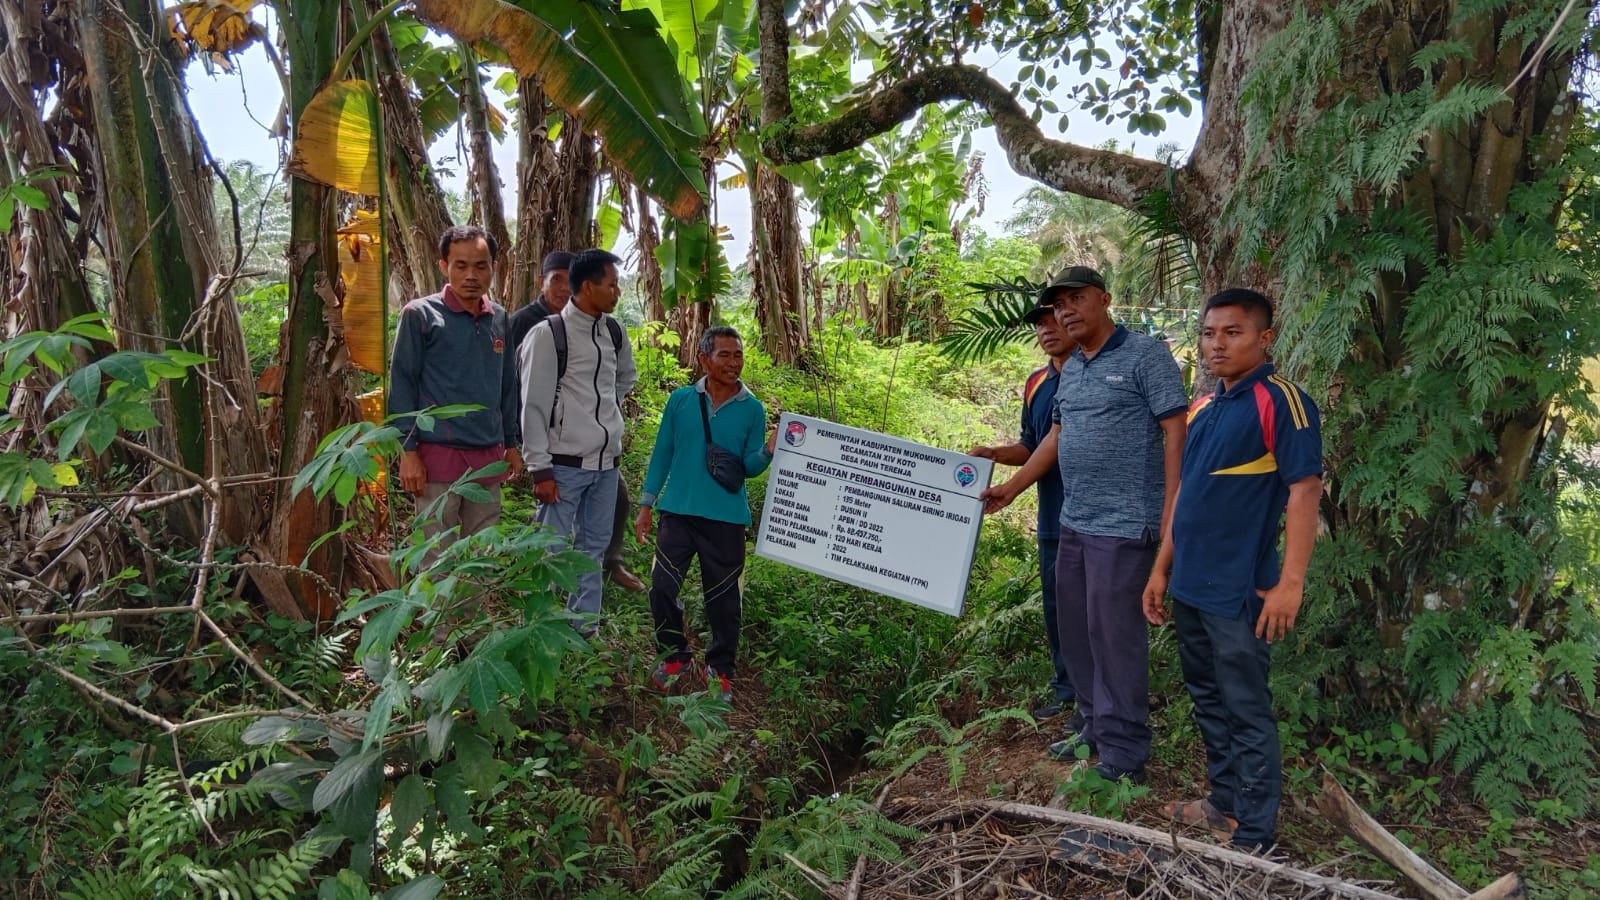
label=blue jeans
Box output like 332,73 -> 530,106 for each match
537,466 -> 619,630
1173,597 -> 1280,848
1039,537 -> 1074,703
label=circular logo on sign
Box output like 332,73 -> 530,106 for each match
784,421 -> 807,447
954,462 -> 978,487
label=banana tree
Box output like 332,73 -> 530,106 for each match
796,105 -> 986,340
75,0 -> 274,547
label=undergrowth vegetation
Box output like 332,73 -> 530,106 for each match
2,314 -> 1598,896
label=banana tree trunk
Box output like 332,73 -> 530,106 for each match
268,0 -> 358,619
636,187 -> 666,325
749,162 -> 808,365
76,0 -> 270,546
551,113 -> 598,250
459,42 -> 511,299
0,4 -> 96,337
372,9 -> 451,301
509,76 -> 553,310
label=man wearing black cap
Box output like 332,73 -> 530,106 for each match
969,304 -> 1079,726
510,250 -> 647,593
981,265 -> 1187,785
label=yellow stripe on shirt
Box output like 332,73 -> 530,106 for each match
1268,375 -> 1308,430
1211,452 -> 1278,475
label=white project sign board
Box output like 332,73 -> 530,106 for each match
754,414 -> 992,616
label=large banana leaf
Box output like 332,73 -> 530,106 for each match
624,0 -> 754,82
412,0 -> 706,219
656,216 -> 730,308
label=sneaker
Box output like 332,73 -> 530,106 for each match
652,659 -> 690,690
707,668 -> 733,703
1031,698 -> 1066,719
1063,710 -> 1086,733
1048,732 -> 1097,761
1091,760 -> 1147,784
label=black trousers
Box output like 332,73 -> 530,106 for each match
649,512 -> 746,674
1173,597 -> 1280,848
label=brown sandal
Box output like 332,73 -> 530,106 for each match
1162,798 -> 1238,839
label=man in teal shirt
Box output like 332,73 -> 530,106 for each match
635,326 -> 776,702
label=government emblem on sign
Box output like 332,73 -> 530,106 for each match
954,462 -> 977,487
784,421 -> 807,447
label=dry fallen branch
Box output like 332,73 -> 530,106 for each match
1319,773 -> 1524,900
897,798 -> 1411,900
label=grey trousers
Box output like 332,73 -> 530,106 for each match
537,466 -> 619,630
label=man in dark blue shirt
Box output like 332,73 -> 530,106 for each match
389,226 -> 523,554
970,304 -> 1078,723
1143,288 -> 1322,853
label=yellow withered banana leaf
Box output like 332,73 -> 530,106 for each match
288,80 -> 381,196
338,211 -> 385,374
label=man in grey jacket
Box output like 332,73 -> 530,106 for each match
519,249 -> 639,632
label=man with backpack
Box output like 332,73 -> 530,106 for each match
510,249 -> 647,593
519,249 -> 638,633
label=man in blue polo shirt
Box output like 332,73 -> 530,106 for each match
1143,288 -> 1322,852
982,265 -> 1187,784
970,304 -> 1078,724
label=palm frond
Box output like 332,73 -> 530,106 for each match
937,278 -> 1047,363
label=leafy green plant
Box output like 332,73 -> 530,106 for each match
0,313 -> 211,507
61,752 -> 330,900
1432,697 -> 1596,819
1054,763 -> 1151,820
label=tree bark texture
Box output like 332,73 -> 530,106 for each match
372,12 -> 451,301
550,114 -> 599,252
748,164 -> 808,365
76,0 -> 270,545
511,101 -> 596,303
0,2 -> 97,339
635,186 -> 666,325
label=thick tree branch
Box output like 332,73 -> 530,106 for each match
762,63 -> 1173,212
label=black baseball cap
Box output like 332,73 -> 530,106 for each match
1038,265 -> 1107,305
541,250 -> 574,274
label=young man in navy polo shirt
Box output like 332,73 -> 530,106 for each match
970,304 -> 1079,724
983,265 -> 1187,784
1143,288 -> 1322,852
